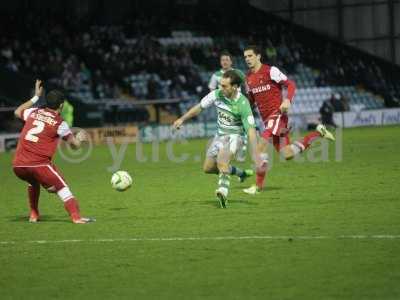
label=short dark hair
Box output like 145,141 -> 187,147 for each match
220,50 -> 232,59
244,45 -> 262,55
222,70 -> 242,87
46,90 -> 65,110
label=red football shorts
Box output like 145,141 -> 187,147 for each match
13,163 -> 68,192
260,114 -> 291,152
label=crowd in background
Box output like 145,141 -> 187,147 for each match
1,10 -> 399,106
0,14 -> 203,100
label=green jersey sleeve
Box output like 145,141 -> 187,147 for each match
239,97 -> 256,133
200,90 -> 218,109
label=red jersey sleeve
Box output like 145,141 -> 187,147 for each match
57,121 -> 73,141
270,66 -> 296,102
21,108 -> 37,121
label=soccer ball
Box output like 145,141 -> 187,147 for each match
111,171 -> 132,191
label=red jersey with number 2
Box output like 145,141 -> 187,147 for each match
13,108 -> 72,166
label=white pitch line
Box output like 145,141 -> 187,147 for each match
1,235 -> 400,245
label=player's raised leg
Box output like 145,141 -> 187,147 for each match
316,124 -> 335,141
281,124 -> 335,160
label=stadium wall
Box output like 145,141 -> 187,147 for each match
2,109 -> 400,152
250,0 -> 400,65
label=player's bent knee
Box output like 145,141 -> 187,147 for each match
203,161 -> 217,174
57,186 -> 74,202
203,166 -> 214,174
217,162 -> 229,173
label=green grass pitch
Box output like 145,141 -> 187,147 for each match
0,126 -> 399,299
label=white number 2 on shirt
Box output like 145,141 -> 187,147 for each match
25,120 -> 45,143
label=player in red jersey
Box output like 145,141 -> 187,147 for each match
12,80 -> 93,223
242,46 -> 335,194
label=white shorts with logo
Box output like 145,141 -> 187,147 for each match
206,134 -> 245,159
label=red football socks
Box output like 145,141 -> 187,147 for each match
64,198 -> 81,221
28,184 -> 40,215
298,131 -> 321,150
256,161 -> 268,190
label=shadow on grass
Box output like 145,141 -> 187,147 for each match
199,198 -> 259,208
109,207 -> 128,211
8,215 -> 70,223
232,185 -> 283,191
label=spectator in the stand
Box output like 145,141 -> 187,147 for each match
383,92 -> 400,108
341,95 -> 350,112
147,75 -> 159,99
331,93 -> 345,112
79,62 -> 92,85
265,40 -> 277,65
329,93 -> 350,112
320,96 -> 336,128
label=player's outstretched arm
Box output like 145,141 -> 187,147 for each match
279,78 -> 295,113
279,98 -> 292,114
14,79 -> 43,119
247,127 -> 260,166
66,131 -> 87,149
269,66 -> 296,114
173,104 -> 202,130
279,78 -> 296,113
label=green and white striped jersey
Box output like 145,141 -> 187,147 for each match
208,68 -> 246,90
200,89 -> 255,136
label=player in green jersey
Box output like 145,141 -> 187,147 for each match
209,51 -> 248,162
173,70 -> 259,208
208,51 -> 246,91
